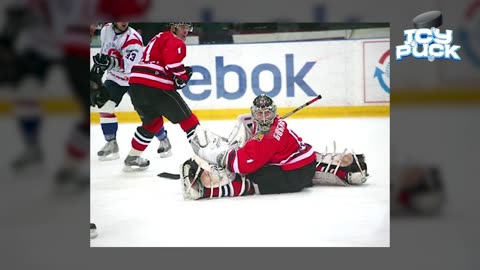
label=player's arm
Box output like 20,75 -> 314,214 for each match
164,40 -> 192,88
92,24 -> 119,72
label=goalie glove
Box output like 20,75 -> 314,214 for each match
92,53 -> 119,72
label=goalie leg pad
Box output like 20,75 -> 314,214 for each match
181,156 -> 252,200
190,126 -> 231,165
313,153 -> 368,186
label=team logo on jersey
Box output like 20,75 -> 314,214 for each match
253,133 -> 264,141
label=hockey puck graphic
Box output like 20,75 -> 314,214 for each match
413,10 -> 443,29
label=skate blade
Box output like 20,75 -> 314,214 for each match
122,165 -> 149,172
98,152 -> 120,161
158,150 -> 172,158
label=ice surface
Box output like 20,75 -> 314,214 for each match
91,117 -> 390,247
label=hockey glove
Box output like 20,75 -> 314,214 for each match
90,67 -> 110,108
173,66 -> 193,89
93,53 -> 119,72
90,85 -> 110,108
185,66 -> 193,80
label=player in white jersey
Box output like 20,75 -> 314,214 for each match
92,22 -> 172,160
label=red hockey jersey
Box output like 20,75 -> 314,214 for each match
129,31 -> 189,90
225,117 -> 316,174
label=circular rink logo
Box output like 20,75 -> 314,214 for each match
373,50 -> 390,94
458,0 -> 480,67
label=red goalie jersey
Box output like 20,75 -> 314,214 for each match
224,117 -> 316,174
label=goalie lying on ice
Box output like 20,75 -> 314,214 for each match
182,94 -> 369,200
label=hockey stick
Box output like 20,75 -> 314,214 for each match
281,94 -> 322,119
157,94 -> 323,180
157,172 -> 181,180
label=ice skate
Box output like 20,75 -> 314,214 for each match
97,139 -> 120,161
11,145 -> 44,171
157,137 -> 172,158
54,166 -> 89,192
90,223 -> 98,239
123,155 -> 150,172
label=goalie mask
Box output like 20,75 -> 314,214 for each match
251,94 -> 277,133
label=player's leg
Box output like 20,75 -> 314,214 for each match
10,51 -> 52,170
248,161 -> 315,194
180,157 -> 255,200
54,55 -> 90,189
156,89 -> 235,162
155,126 -> 172,158
123,84 -> 162,171
96,80 -> 128,161
313,149 -> 368,186
157,90 -> 201,144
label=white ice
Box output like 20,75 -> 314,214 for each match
90,117 -> 390,247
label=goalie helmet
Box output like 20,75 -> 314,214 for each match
251,94 -> 277,133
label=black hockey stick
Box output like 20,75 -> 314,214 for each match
157,172 -> 180,180
157,94 -> 323,180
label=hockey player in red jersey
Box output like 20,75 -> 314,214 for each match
219,94 -> 317,194
183,94 -> 369,200
123,22 -> 202,171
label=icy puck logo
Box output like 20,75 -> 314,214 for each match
396,11 -> 461,62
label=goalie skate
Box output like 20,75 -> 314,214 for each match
180,159 -> 204,200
